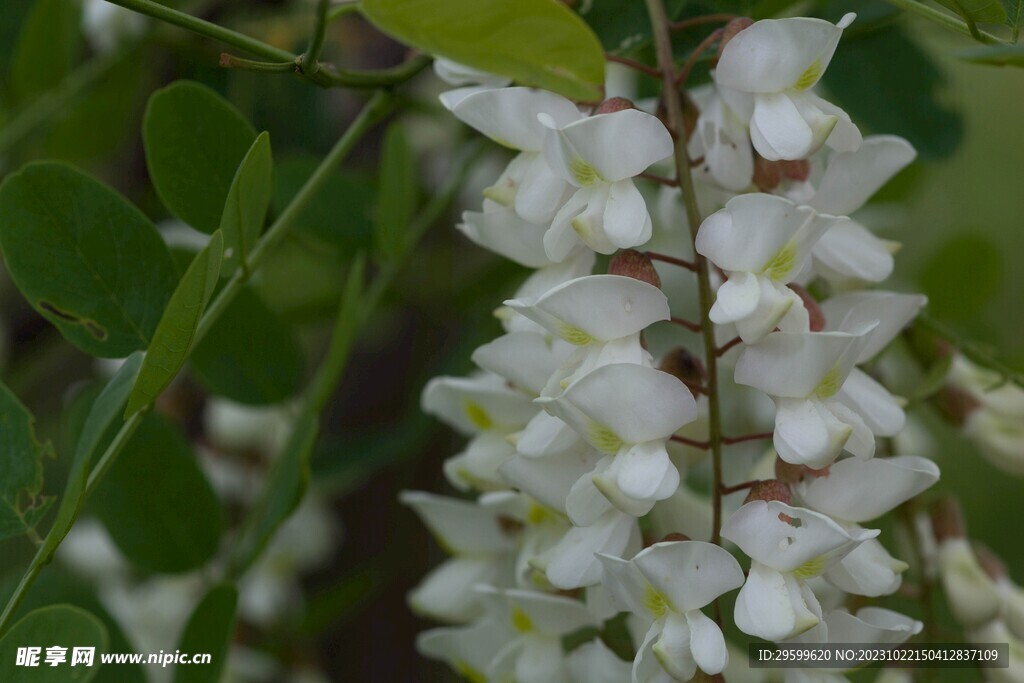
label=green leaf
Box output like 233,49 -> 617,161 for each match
9,0 -> 80,104
578,0 -> 684,53
822,26 -> 963,161
360,0 -> 605,101
189,286 -> 304,405
272,157 -> 374,250
1003,0 -> 1024,30
220,132 -> 273,277
0,162 -> 179,357
958,43 -> 1024,66
42,355 -> 143,560
0,382 -> 53,541
919,233 -> 1004,321
125,232 -> 224,417
143,80 -> 257,234
91,414 -> 223,573
374,123 -> 417,260
173,584 -> 237,683
0,605 -> 107,682
935,0 -> 1007,24
230,413 -> 319,575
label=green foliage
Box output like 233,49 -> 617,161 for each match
9,0 -> 80,104
823,26 -> 963,161
1003,0 -> 1024,30
230,414 -> 319,575
360,0 -> 606,100
0,162 -> 178,357
935,0 -> 1007,24
190,286 -> 305,405
577,0 -> 683,53
920,233 -> 1004,320
173,584 -> 238,683
0,605 -> 107,682
0,382 -> 53,541
272,157 -> 374,250
91,414 -> 223,573
959,43 -> 1024,65
125,231 -> 224,417
375,123 -> 418,261
221,132 -> 273,276
143,80 -> 257,233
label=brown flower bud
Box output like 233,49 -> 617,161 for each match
660,532 -> 691,543
609,249 -> 661,288
774,457 -> 808,484
659,347 -> 707,392
744,479 -> 792,506
973,542 -> 1008,581
716,17 -> 754,62
752,153 -> 782,191
788,284 -> 826,332
595,97 -> 635,115
930,496 -> 966,542
935,385 -> 981,427
779,159 -> 810,182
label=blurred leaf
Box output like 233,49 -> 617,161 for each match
46,55 -> 145,162
42,354 -> 142,559
577,0 -> 684,53
9,0 -> 80,104
1003,0 -> 1024,28
298,567 -> 385,637
221,132 -> 272,277
229,413 -> 319,575
958,43 -> 1024,65
919,233 -> 1003,321
0,162 -> 178,357
361,0 -> 606,100
0,605 -> 107,682
374,123 -> 417,261
0,381 -> 53,542
173,583 -> 237,683
125,231 -> 224,417
190,286 -> 304,405
253,239 -> 348,320
935,0 -> 1007,24
92,414 -> 223,573
0,3 -> 33,76
143,80 -> 257,233
272,157 -> 374,250
822,26 -> 963,160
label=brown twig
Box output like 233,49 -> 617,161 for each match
671,317 -> 702,333
605,53 -> 662,79
720,480 -> 758,495
716,336 -> 742,357
675,28 -> 723,86
671,434 -> 710,449
639,171 -> 679,187
670,13 -> 737,32
647,251 -> 697,271
723,431 -> 774,445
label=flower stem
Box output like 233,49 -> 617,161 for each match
645,0 -> 727,552
675,28 -> 723,87
302,0 -> 331,75
722,431 -> 773,445
882,0 -> 1004,44
670,13 -> 736,32
605,53 -> 662,79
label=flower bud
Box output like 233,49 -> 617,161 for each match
964,409 -> 1024,476
743,479 -> 792,505
659,347 -> 707,391
938,536 -> 1001,626
594,97 -> 635,115
935,385 -> 981,427
973,542 -> 1008,581
930,496 -> 966,542
715,17 -> 754,62
608,249 -> 661,288
774,457 -> 807,484
788,284 -> 825,331
660,532 -> 691,543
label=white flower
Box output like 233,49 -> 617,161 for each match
795,456 -> 939,596
539,109 -> 673,260
399,491 -> 517,622
938,536 -> 1002,627
598,541 -> 745,681
734,327 -> 877,468
689,87 -> 755,192
497,250 -> 596,334
714,14 -> 861,161
532,508 -> 641,589
567,639 -> 633,683
443,87 -> 582,223
966,620 -> 1024,683
696,194 -> 844,343
722,500 -> 878,641
417,616 -> 513,682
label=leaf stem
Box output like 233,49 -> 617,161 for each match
219,54 -> 296,73
882,0 -> 1004,44
327,1 -> 362,22
645,0 -> 726,556
302,0 -> 331,75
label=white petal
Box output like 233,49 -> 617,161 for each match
544,187 -> 591,262
617,441 -> 679,501
504,587 -> 599,636
516,152 -> 573,224
824,538 -> 908,597
472,332 -> 572,396
417,618 -> 513,678
422,373 -> 538,434
710,271 -> 762,324
448,86 -> 581,151
721,500 -> 878,572
543,511 -> 637,589
517,411 -> 583,457
399,490 -> 517,555
409,556 -> 503,622
603,179 -> 653,249
734,562 -> 821,641
816,95 -> 862,153
500,450 -> 598,514
549,109 -> 673,184
653,613 -> 697,681
796,455 -> 939,522
457,205 -> 552,268
836,368 -> 906,437
633,541 -> 745,612
774,397 -> 853,468
566,459 -> 614,526
826,400 -> 875,460
810,135 -> 916,215
686,608 -> 729,675
750,92 -> 819,161
597,552 -> 654,619
826,607 -> 922,643
515,637 -> 566,683
733,278 -> 800,344
820,291 -> 927,362
567,639 -> 633,683
812,221 -> 896,284
734,329 -> 869,399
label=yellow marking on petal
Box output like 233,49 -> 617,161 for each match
482,183 -> 516,207
526,501 -> 556,526
511,606 -> 534,633
761,240 -> 798,280
643,584 -> 669,619
793,554 -> 828,580
464,400 -> 493,430
588,421 -> 624,454
793,58 -> 823,91
813,363 -> 843,399
570,156 -> 599,185
454,660 -> 488,683
557,322 -> 594,346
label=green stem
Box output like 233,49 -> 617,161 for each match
327,1 -> 362,22
84,413 -> 144,500
219,54 -> 296,73
883,0 -> 1003,44
302,0 -> 331,75
916,313 -> 1024,390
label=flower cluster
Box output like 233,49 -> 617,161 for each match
404,13 -> 962,683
